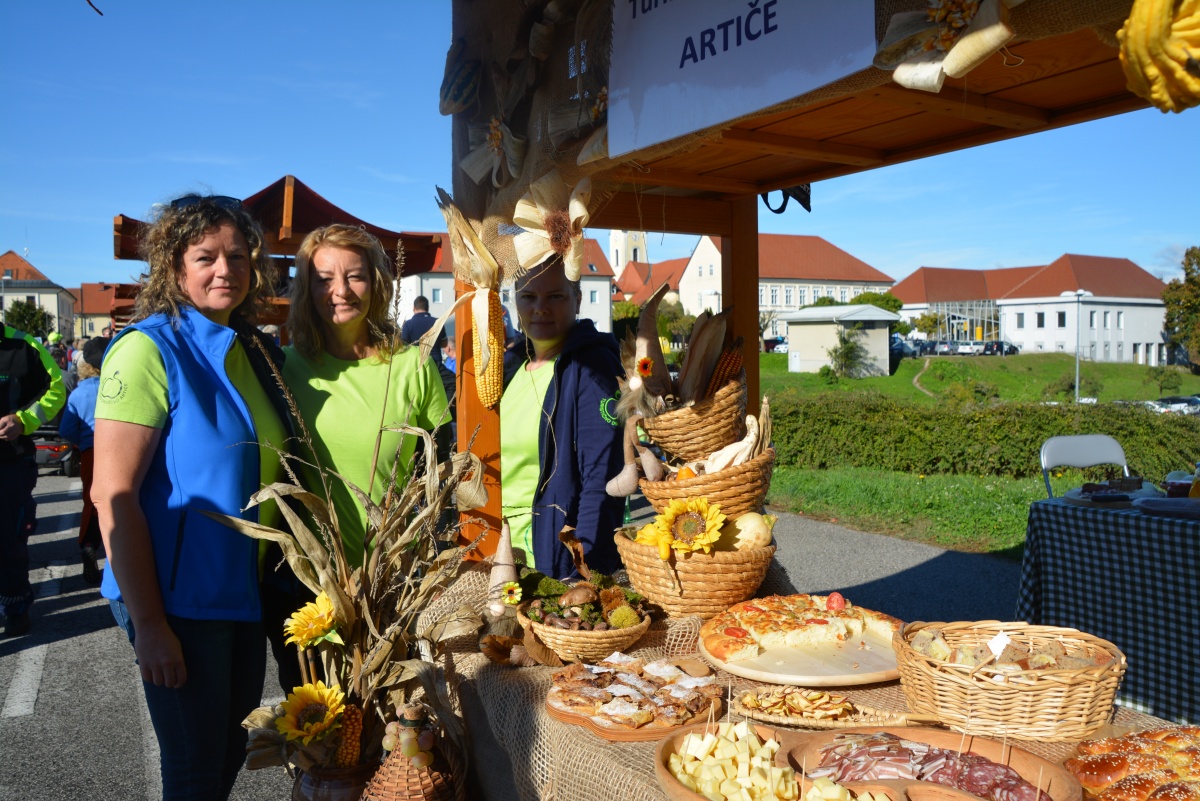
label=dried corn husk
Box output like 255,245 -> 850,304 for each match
439,38 -> 480,115
577,123 -> 608,165
942,0 -> 1014,78
460,117 -> 527,189
677,307 -> 731,405
875,11 -> 942,69
894,49 -> 947,92
512,169 -> 591,281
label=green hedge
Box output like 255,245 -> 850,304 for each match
770,391 -> 1200,479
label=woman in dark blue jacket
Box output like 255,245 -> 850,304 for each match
501,255 -> 625,579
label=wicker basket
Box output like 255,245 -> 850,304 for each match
615,535 -> 775,619
639,449 -> 775,521
361,733 -> 465,801
641,372 -> 747,462
516,606 -> 651,662
893,621 -> 1126,742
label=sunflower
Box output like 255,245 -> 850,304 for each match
276,681 -> 345,745
284,593 -> 344,649
502,581 -> 522,605
654,497 -> 725,557
636,357 -> 653,378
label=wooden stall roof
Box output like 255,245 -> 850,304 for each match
591,22 -> 1146,213
112,175 -> 442,276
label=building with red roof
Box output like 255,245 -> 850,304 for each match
0,251 -> 75,339
675,234 -> 894,340
892,254 -> 1167,364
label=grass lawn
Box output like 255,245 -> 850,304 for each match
756,353 -> 1192,557
759,352 -> 1200,405
767,466 -> 1082,560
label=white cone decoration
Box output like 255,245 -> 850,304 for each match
487,518 -> 518,619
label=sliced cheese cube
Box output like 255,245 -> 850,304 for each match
732,721 -> 750,740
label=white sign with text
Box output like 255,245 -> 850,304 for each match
608,0 -> 876,158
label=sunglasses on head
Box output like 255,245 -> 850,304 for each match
169,194 -> 243,210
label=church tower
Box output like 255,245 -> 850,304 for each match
608,230 -> 648,281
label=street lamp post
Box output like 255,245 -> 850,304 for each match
1062,289 -> 1093,402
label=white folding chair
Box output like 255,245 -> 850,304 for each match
1040,434 -> 1129,498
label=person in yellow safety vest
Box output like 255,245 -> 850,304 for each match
0,324 -> 66,637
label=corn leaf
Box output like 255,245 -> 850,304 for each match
200,511 -> 322,597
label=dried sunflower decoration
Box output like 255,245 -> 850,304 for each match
635,497 -> 727,560
284,592 -> 344,649
513,169 -> 592,281
459,116 -> 527,189
276,681 -> 346,746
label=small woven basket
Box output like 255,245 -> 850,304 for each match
361,733 -> 466,801
639,449 -> 775,521
641,372 -> 747,462
615,535 -> 775,620
893,621 -> 1126,742
516,606 -> 651,662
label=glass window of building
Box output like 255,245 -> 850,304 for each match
432,288 -> 442,303
1057,311 -> 1067,327
1016,313 -> 1025,328
1036,312 -> 1045,328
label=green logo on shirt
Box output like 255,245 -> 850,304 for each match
100,371 -> 127,403
599,396 -> 619,426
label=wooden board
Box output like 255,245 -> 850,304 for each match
545,696 -> 723,743
654,724 -> 1083,801
699,626 -> 899,686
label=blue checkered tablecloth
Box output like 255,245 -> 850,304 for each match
1016,498 -> 1199,724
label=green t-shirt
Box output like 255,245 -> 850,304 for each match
281,345 -> 450,568
95,331 -> 287,530
499,359 -> 556,569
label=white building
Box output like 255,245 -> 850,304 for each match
892,255 -> 1167,364
676,234 -> 895,339
0,251 -> 75,338
608,230 -> 648,281
781,305 -> 901,376
400,237 -> 615,336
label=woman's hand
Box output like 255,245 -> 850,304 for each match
133,617 -> 187,687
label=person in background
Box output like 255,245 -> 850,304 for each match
58,336 -> 109,584
500,254 -> 624,579
284,224 -> 450,570
51,344 -> 78,398
0,324 -> 66,637
90,194 -> 292,801
442,336 -> 457,373
400,294 -> 446,366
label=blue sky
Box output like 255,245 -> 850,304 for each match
1,2 -> 1196,292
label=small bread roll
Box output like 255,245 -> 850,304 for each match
1066,754 -> 1172,793
1100,770 -> 1180,801
1142,730 -> 1200,748
1079,738 -> 1176,757
1147,782 -> 1200,801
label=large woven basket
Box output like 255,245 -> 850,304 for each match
516,606 -> 651,662
615,535 -> 775,619
639,448 -> 775,521
893,621 -> 1126,742
640,372 -> 747,462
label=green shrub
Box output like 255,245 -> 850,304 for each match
770,392 -> 1200,479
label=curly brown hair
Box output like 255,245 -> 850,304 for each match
288,224 -> 401,361
132,196 -> 276,325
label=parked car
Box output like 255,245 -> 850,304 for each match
771,339 -> 788,353
1156,396 -> 1200,414
33,426 -> 79,477
982,340 -> 1019,355
956,341 -> 984,355
934,341 -> 955,355
762,336 -> 785,353
890,334 -> 917,358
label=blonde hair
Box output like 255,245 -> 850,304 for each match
133,196 -> 275,325
288,224 -> 400,361
77,361 -> 101,380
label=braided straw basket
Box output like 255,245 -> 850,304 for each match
360,732 -> 466,801
639,448 -> 775,521
615,535 -> 775,619
893,621 -> 1126,742
516,606 -> 651,662
640,372 -> 747,462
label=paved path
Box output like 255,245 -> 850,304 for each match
2,478 -> 1023,800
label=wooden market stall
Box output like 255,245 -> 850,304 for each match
448,0 -> 1155,555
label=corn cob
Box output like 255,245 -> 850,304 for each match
704,337 -> 744,399
333,704 -> 363,768
473,288 -> 505,408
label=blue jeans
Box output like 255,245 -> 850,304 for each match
110,600 -> 266,801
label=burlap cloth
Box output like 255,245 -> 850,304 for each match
419,559 -> 1168,801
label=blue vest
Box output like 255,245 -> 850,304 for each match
100,307 -> 262,621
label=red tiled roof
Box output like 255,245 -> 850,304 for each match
72,282 -> 137,315
893,255 -> 1165,305
0,251 -> 50,282
706,234 -> 893,283
617,258 -> 688,304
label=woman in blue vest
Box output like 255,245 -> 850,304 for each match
90,195 -> 292,801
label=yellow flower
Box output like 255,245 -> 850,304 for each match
502,581 -> 522,605
650,498 -> 726,559
276,681 -> 345,745
284,593 -> 343,649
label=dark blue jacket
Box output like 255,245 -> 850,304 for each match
504,320 -> 624,579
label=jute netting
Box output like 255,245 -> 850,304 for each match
448,0 -> 1132,265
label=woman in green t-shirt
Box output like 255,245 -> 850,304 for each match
283,225 -> 451,569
